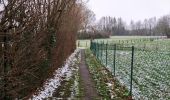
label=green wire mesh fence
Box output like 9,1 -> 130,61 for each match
90,40 -> 170,99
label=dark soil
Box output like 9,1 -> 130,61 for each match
79,49 -> 100,100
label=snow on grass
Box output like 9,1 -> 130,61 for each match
99,49 -> 170,100
30,49 -> 81,100
70,67 -> 80,98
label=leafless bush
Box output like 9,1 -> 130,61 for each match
0,0 -> 89,99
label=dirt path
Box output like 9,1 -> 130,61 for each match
79,49 -> 100,100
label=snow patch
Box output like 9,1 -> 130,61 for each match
30,49 -> 80,100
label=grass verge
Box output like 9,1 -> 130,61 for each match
85,49 -> 130,100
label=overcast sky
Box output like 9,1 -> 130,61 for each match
87,0 -> 170,24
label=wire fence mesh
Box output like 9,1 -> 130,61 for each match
90,39 -> 170,99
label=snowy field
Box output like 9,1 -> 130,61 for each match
96,39 -> 170,99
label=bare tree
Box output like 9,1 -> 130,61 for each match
157,15 -> 170,38
0,0 -> 89,99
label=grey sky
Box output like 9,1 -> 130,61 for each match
87,0 -> 170,23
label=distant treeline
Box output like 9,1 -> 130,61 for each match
78,15 -> 170,39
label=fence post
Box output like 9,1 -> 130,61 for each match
93,42 -> 95,53
130,46 -> 134,97
101,41 -> 104,63
96,42 -> 99,59
106,42 -> 108,67
94,42 -> 96,56
90,40 -> 92,50
99,42 -> 101,62
113,44 -> 116,76
98,42 -> 99,59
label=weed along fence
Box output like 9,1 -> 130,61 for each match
90,41 -> 135,98
90,41 -> 170,99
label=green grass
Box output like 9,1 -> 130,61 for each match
85,49 -> 129,100
90,38 -> 170,99
77,36 -> 168,48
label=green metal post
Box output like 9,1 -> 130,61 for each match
101,41 -> 104,63
113,44 -> 116,76
106,43 -> 108,67
130,46 -> 134,96
100,42 -> 101,58
94,43 -> 96,56
98,42 -> 99,59
90,40 -> 92,50
96,42 -> 99,59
